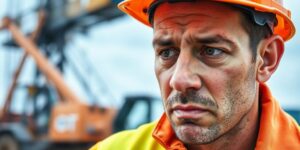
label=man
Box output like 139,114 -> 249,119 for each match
91,0 -> 300,149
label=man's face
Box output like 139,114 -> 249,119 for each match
153,1 -> 259,144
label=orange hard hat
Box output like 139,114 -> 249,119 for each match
118,0 -> 295,41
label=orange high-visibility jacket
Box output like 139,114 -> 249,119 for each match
90,83 -> 300,150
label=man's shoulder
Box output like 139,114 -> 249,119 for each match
90,121 -> 164,150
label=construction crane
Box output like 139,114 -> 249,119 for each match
0,0 -> 159,150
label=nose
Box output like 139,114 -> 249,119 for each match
169,54 -> 201,93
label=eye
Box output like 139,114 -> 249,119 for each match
201,46 -> 224,57
159,48 -> 179,60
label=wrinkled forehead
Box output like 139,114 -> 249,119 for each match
153,1 -> 240,28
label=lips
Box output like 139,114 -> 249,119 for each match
172,104 -> 209,119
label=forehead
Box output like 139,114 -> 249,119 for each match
152,1 -> 248,46
153,1 -> 242,30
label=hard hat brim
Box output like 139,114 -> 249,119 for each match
118,0 -> 295,41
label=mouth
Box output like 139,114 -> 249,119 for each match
171,104 -> 210,120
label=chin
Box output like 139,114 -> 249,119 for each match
174,123 -> 220,144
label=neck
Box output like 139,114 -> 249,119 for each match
188,89 -> 260,150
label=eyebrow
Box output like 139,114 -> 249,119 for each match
152,34 -> 237,49
193,34 -> 237,49
152,37 -> 175,48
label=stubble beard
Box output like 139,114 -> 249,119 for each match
167,65 -> 257,145
166,91 -> 223,144
173,121 -> 221,144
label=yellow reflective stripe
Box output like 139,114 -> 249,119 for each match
90,121 -> 165,150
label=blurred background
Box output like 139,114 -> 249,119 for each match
0,0 -> 299,149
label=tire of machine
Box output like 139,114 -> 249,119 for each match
0,134 -> 19,150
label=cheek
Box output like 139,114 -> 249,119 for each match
218,64 -> 257,125
209,63 -> 250,98
202,71 -> 227,99
204,63 -> 253,110
155,64 -> 173,103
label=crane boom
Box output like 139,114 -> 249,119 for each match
1,17 -> 84,105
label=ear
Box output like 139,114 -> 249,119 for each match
256,35 -> 284,83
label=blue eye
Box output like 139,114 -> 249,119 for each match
159,48 -> 179,60
202,47 -> 223,56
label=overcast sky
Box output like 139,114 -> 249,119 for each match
0,0 -> 299,112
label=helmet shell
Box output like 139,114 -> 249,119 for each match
118,0 -> 296,41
